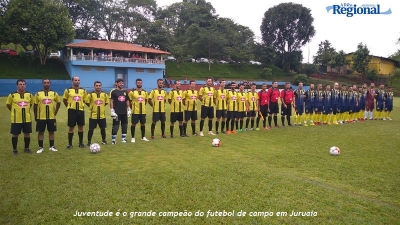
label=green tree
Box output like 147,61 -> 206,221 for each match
62,0 -> 100,39
313,40 -> 336,72
4,0 -> 74,65
352,43 -> 372,81
261,3 -> 315,71
300,63 -> 318,78
333,50 -> 350,74
389,49 -> 400,62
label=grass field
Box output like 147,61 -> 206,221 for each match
165,61 -> 291,80
1,97 -> 399,224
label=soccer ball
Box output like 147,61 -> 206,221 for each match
212,138 -> 221,147
90,143 -> 101,154
330,146 -> 340,156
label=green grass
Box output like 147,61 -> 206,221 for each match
0,56 -> 70,80
1,97 -> 399,224
165,61 -> 292,81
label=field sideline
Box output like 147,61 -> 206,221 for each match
1,97 -> 399,224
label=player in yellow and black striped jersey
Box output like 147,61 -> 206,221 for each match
6,79 -> 35,155
182,80 -> 198,136
198,77 -> 216,136
236,83 -> 247,131
168,80 -> 185,138
226,82 -> 238,134
85,81 -> 109,146
63,76 -> 87,149
245,83 -> 259,131
33,79 -> 61,153
148,79 -> 168,139
214,80 -> 228,134
128,78 -> 150,142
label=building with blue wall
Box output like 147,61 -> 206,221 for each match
63,39 -> 170,92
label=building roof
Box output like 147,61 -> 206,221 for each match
65,40 -> 170,55
346,52 -> 398,64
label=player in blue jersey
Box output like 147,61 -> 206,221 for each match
304,84 -> 315,126
331,83 -> 341,124
374,84 -> 386,120
384,86 -> 394,120
323,84 -> 332,124
293,82 -> 306,126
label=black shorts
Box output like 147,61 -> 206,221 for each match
201,106 -> 214,119
216,110 -> 227,119
113,114 -> 128,124
184,110 -> 198,121
247,110 -> 256,117
269,102 -> 279,114
89,118 -> 107,129
36,119 -> 57,132
259,105 -> 268,118
132,114 -> 146,124
10,122 -> 32,135
68,109 -> 85,127
281,103 -> 292,116
236,111 -> 246,119
153,112 -> 166,123
227,111 -> 237,119
170,112 -> 184,123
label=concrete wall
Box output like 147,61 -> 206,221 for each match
0,79 -> 71,96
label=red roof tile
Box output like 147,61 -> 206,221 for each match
66,40 -> 170,54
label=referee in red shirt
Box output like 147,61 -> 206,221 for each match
280,82 -> 295,126
256,83 -> 269,130
267,81 -> 280,128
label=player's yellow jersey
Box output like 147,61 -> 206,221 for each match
169,89 -> 184,113
199,86 -> 215,107
227,90 -> 238,111
149,89 -> 167,113
34,90 -> 61,120
6,91 -> 34,123
86,92 -> 109,119
63,87 -> 87,111
214,89 -> 228,110
237,91 -> 247,112
246,91 -> 259,111
129,90 -> 148,114
183,89 -> 198,111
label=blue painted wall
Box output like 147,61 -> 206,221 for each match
64,59 -> 166,92
0,79 -> 71,96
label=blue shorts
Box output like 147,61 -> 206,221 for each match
341,106 -> 348,113
323,106 -> 332,114
376,102 -> 384,111
306,104 -> 314,114
295,105 -> 304,114
385,105 -> 393,111
332,104 -> 340,114
359,103 -> 365,111
314,105 -> 323,113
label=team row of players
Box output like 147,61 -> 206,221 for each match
6,77 -> 394,154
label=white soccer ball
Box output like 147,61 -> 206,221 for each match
90,143 -> 101,153
330,146 -> 340,156
212,138 -> 221,147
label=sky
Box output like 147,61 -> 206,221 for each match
156,0 -> 400,62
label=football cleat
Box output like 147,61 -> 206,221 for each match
49,146 -> 58,152
37,147 -> 44,154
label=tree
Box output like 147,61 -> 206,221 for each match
333,50 -> 350,74
389,49 -> 400,62
300,63 -> 318,78
4,0 -> 74,65
352,43 -> 372,81
388,68 -> 400,86
313,40 -> 336,72
62,0 -> 100,39
261,3 -> 315,71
